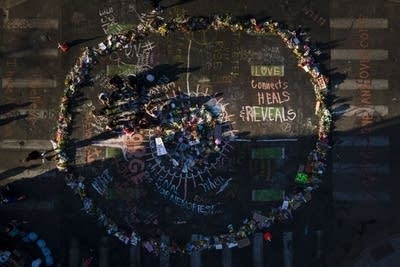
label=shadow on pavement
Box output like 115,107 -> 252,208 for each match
0,164 -> 41,181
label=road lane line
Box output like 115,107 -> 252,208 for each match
4,18 -> 59,29
129,245 -> 141,267
283,232 -> 293,267
99,237 -> 109,267
337,79 -> 388,90
252,233 -> 263,267
0,200 -> 55,211
69,238 -> 80,267
222,246 -> 232,267
190,235 -> 201,267
333,163 -> 390,175
335,135 -> 389,147
0,139 -> 53,150
7,49 -> 59,58
333,191 -> 391,202
1,78 -> 57,88
331,49 -> 388,60
160,235 -> 170,267
0,109 -> 57,120
0,167 -> 55,186
330,18 -> 388,29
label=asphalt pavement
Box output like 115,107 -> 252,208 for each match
0,0 -> 399,266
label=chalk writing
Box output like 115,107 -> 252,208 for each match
98,7 -> 116,34
124,133 -> 147,185
216,178 -> 233,195
231,32 -> 241,75
239,106 -> 297,122
257,91 -> 290,105
253,46 -> 285,65
198,176 -> 226,192
91,169 -> 113,196
302,8 -> 327,26
109,40 -> 155,72
83,112 -> 104,164
251,65 -> 285,77
251,78 -> 288,90
155,177 -> 218,215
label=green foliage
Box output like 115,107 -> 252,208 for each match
295,172 -> 309,184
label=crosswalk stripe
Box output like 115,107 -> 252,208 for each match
331,49 -> 388,60
222,246 -> 232,267
315,230 -> 323,261
335,135 -> 389,147
160,235 -> 170,267
4,18 -> 59,29
0,167 -> 55,186
0,139 -> 53,150
330,18 -> 388,29
129,245 -> 140,267
99,237 -> 109,267
7,48 -> 58,58
190,235 -> 201,267
0,109 -> 57,120
332,104 -> 388,117
69,238 -> 80,267
333,191 -> 391,202
333,163 -> 390,175
337,79 -> 388,90
252,233 -> 263,267
283,232 -> 293,267
0,200 -> 55,211
1,78 -> 57,88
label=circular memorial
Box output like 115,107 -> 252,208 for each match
55,12 -> 331,253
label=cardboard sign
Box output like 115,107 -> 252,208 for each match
155,137 -> 168,156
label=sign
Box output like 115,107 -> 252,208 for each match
155,137 -> 167,156
251,65 -> 285,77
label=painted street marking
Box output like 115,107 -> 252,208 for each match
0,139 -> 53,150
190,235 -> 201,267
233,139 -> 252,142
0,200 -> 54,211
0,168 -> 55,186
331,49 -> 388,60
222,246 -> 232,267
333,191 -> 391,202
332,104 -> 388,117
330,18 -> 388,29
335,135 -> 389,147
1,78 -> 57,88
283,232 -> 293,267
315,230 -> 323,261
160,235 -> 170,267
0,109 -> 57,120
333,163 -> 390,175
5,18 -> 59,29
252,233 -> 263,267
338,79 -> 388,90
256,138 -> 298,142
69,238 -> 80,267
7,48 -> 59,58
99,237 -> 109,267
129,245 -> 140,267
